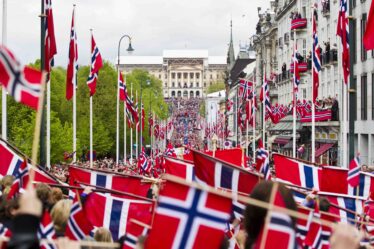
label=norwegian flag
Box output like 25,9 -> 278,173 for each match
84,193 -> 152,241
337,0 -> 350,84
296,207 -> 313,245
145,180 -> 232,249
86,34 -> 103,96
164,142 -> 176,157
347,156 -> 361,187
7,158 -> 29,199
0,46 -> 42,110
192,150 -> 261,195
0,222 -> 11,238
43,0 -> 57,76
164,157 -> 195,182
304,205 -> 323,249
292,48 -> 301,97
66,7 -> 78,101
254,191 -> 298,249
260,73 -> 273,121
123,221 -> 149,249
239,79 -> 253,100
255,140 -> 271,180
38,210 -> 57,249
312,7 -> 321,103
119,71 -> 126,101
138,147 -> 151,174
65,195 -> 94,241
68,166 -> 152,197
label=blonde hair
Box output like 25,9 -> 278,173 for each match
94,227 -> 113,243
50,199 -> 72,234
51,187 -> 63,205
1,175 -> 14,196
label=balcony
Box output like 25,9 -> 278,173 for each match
276,71 -> 291,83
291,18 -> 307,31
321,50 -> 338,66
290,62 -> 309,73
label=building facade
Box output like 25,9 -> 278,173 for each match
118,50 -> 226,99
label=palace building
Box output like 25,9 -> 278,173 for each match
118,50 -> 226,98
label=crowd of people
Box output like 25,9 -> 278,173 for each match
167,97 -> 203,149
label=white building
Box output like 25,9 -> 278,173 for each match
118,50 -> 226,99
205,90 -> 226,125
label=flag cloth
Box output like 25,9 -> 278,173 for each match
0,46 -> 42,110
84,192 -> 152,241
164,157 -> 195,182
44,0 -> 57,76
255,140 -> 271,180
119,71 -> 126,101
312,8 -> 321,103
164,142 -> 177,157
65,195 -> 94,241
38,210 -> 57,249
138,147 -> 151,174
145,180 -> 232,249
304,205 -> 322,249
66,8 -> 78,100
86,34 -> 103,96
123,220 -> 149,249
254,191 -> 298,249
292,48 -> 301,97
337,0 -> 350,84
347,156 -> 361,187
7,158 -> 29,200
364,0 -> 374,50
68,166 -> 152,197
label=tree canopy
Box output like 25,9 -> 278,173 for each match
0,62 -> 168,164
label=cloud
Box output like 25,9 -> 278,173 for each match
3,0 -> 270,67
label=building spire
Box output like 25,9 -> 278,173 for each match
227,18 -> 235,70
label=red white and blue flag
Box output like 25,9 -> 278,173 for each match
304,205 -> 323,249
84,193 -> 152,241
38,210 -> 57,249
165,142 -> 177,157
66,7 -> 78,100
69,166 -> 152,197
312,6 -> 321,103
0,46 -> 42,110
44,0 -> 57,76
145,180 -> 232,249
164,157 -> 195,182
254,191 -> 298,249
65,195 -> 94,241
119,71 -> 126,101
255,140 -> 271,180
87,34 -> 103,96
138,147 -> 151,174
7,158 -> 29,199
123,221 -> 149,249
347,155 -> 361,187
292,48 -> 301,97
337,0 -> 350,84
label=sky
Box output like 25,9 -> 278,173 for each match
2,0 -> 270,67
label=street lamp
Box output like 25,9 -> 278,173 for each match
116,34 -> 134,165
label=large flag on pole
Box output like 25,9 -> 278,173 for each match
44,0 -> 57,75
0,46 -> 42,110
87,34 -> 103,96
363,0 -> 374,50
66,8 -> 78,100
312,8 -> 321,103
119,71 -> 126,101
337,0 -> 350,84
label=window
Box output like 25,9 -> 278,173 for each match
164,82 -> 167,87
204,82 -> 206,87
172,73 -> 175,79
159,74 -> 161,79
183,73 -> 188,79
353,76 -> 357,121
353,19 -> 357,63
210,74 -> 212,79
196,82 -> 199,88
361,74 -> 368,120
190,73 -> 194,79
196,73 -> 200,79
172,82 -> 175,87
178,73 -> 181,79
372,74 -> 374,120
361,13 -> 368,61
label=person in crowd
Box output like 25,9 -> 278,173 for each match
50,199 -> 72,237
94,227 -> 113,243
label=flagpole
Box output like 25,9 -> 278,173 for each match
292,29 -> 297,158
124,74 -> 127,165
130,82 -> 133,163
253,75 -> 256,161
89,30 -> 93,168
46,78 -> 51,168
135,91 -> 138,159
246,106 -> 249,157
311,4 -> 316,163
2,0 -> 7,141
71,4 -> 77,164
262,63 -> 266,148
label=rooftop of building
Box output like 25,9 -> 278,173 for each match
118,50 -> 226,65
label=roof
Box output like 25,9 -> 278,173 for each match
208,56 -> 227,65
206,90 -> 226,98
119,56 -> 163,65
163,50 -> 209,58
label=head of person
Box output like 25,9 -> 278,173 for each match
1,175 -> 14,197
94,227 -> 113,243
319,197 -> 331,212
244,181 -> 297,249
50,199 -> 72,235
35,183 -> 52,209
50,187 -> 63,206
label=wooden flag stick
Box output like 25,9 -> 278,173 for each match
129,218 -> 152,230
29,72 -> 47,185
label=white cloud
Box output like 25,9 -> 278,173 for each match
2,0 -> 270,67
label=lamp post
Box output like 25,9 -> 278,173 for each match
116,34 -> 134,165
